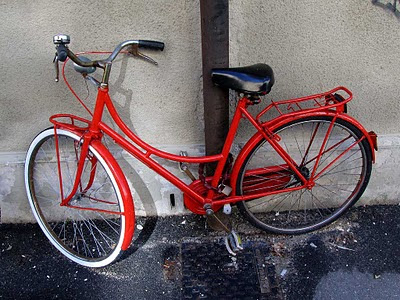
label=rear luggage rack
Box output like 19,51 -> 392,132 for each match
256,86 -> 352,123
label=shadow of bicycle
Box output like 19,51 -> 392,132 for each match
102,54 -> 159,258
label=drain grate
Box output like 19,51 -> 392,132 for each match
180,240 -> 281,299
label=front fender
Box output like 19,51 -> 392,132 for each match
91,140 -> 135,251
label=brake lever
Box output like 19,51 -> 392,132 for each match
53,53 -> 60,82
129,44 -> 158,65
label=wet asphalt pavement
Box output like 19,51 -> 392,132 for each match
1,204 -> 400,300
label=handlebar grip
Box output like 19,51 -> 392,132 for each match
57,44 -> 68,62
138,40 -> 165,51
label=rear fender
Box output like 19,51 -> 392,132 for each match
327,113 -> 376,162
230,112 -> 376,195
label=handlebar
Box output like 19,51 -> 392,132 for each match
138,40 -> 165,51
53,34 -> 165,69
52,34 -> 165,84
104,39 -> 164,64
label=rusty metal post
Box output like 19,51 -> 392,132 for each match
200,0 -> 229,176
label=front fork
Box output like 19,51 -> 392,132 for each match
54,126 -> 99,206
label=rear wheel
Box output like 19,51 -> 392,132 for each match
25,128 -> 126,267
236,116 -> 372,234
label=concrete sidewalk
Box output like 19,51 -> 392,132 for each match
1,204 -> 400,299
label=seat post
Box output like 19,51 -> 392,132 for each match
206,96 -> 248,199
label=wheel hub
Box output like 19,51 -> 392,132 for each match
299,166 -> 310,180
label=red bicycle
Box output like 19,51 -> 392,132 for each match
25,34 -> 377,267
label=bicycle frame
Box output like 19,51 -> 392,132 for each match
50,55 -> 377,217
52,86 -> 306,207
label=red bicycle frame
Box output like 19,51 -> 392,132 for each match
51,85 -> 377,206
52,87 -> 305,204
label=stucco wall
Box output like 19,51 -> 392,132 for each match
231,0 -> 400,139
0,0 -> 399,223
0,0 -> 204,153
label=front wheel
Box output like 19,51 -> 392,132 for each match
236,116 -> 372,235
25,128 -> 127,267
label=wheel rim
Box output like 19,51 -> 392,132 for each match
26,129 -> 125,266
238,118 -> 369,233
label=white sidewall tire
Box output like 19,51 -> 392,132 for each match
25,128 -> 126,267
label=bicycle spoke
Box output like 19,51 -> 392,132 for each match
301,121 -> 319,166
86,217 -> 116,247
316,143 -> 361,174
315,182 -> 354,194
310,196 -> 325,219
75,220 -> 93,257
58,221 -> 66,239
286,190 -> 306,223
59,137 -> 77,193
80,217 -> 109,255
97,214 -> 121,235
247,191 -> 288,210
318,165 -> 362,178
38,148 -> 61,194
306,189 -> 333,213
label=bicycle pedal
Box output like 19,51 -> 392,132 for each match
178,151 -> 196,181
178,151 -> 189,172
224,230 -> 243,256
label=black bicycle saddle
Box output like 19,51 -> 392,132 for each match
211,63 -> 274,95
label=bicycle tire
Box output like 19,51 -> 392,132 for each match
236,116 -> 372,235
25,128 -> 127,267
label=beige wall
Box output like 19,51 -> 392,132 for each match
0,0 -> 204,152
231,0 -> 400,139
1,0 -> 399,150
1,0 -> 399,222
